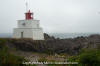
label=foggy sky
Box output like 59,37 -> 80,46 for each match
0,0 -> 100,33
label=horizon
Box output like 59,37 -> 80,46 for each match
0,32 -> 100,39
0,32 -> 100,34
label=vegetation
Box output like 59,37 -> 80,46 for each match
0,39 -> 27,66
68,49 -> 100,66
38,57 -> 48,62
0,34 -> 100,66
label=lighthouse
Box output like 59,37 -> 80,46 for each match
13,10 -> 44,40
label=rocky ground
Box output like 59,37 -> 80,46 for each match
4,33 -> 100,55
10,50 -> 68,62
1,33 -> 100,66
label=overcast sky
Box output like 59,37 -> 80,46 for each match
0,0 -> 100,33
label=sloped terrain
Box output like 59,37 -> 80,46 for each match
1,33 -> 100,55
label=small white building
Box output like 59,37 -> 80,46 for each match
13,10 -> 44,40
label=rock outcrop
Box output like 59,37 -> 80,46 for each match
2,34 -> 100,55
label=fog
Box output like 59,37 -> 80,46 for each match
0,0 -> 100,33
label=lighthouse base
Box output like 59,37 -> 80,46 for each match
13,28 -> 44,40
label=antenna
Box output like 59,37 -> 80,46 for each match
24,0 -> 28,12
26,2 -> 28,12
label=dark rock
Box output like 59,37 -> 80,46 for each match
3,34 -> 100,55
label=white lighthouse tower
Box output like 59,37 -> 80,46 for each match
13,10 -> 44,40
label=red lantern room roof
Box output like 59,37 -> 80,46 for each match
25,10 -> 33,20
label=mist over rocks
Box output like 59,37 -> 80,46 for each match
3,33 -> 100,55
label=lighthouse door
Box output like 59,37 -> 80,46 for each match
21,32 -> 23,38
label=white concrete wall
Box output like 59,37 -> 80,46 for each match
13,28 -> 33,38
13,19 -> 44,40
13,28 -> 44,40
32,28 -> 44,40
18,20 -> 40,28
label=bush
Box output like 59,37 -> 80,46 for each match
0,39 -> 27,66
79,49 -> 100,66
68,49 -> 100,66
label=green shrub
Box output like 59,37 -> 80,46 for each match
0,38 -> 7,44
0,39 -> 27,66
79,49 -> 100,66
68,49 -> 100,66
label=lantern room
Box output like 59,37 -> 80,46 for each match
25,10 -> 33,20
